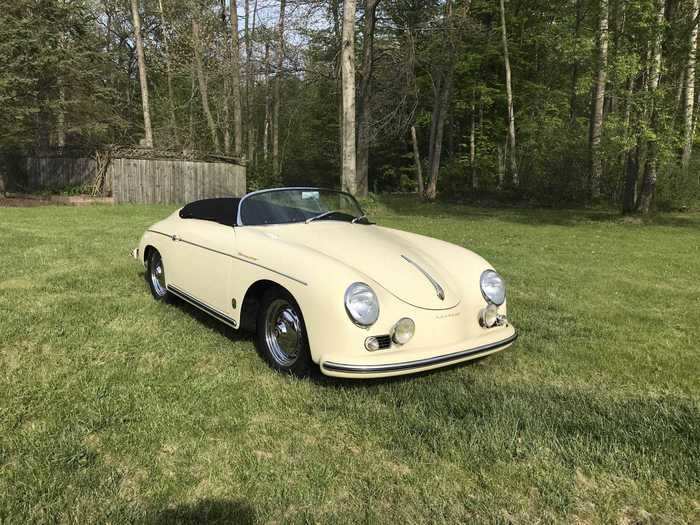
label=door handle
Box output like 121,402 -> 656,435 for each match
171,234 -> 178,241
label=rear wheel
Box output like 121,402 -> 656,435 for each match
146,249 -> 171,302
256,288 -> 312,376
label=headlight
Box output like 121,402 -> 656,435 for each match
480,270 -> 506,306
344,282 -> 380,326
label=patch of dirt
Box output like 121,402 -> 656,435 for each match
0,194 -> 113,207
0,196 -> 56,207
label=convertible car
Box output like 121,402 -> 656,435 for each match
132,187 -> 517,378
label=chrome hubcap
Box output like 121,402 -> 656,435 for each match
150,256 -> 167,297
264,299 -> 302,367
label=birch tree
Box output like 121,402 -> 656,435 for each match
272,0 -> 286,178
356,0 -> 380,197
229,0 -> 243,156
470,90 -> 476,189
681,0 -> 699,170
130,0 -> 153,148
245,0 -> 257,161
158,0 -> 178,145
221,7 -> 232,154
424,0 -> 461,200
637,0 -> 665,214
192,16 -> 221,152
499,0 -> 517,186
590,0 -> 608,199
411,125 -> 424,194
341,0 -> 358,194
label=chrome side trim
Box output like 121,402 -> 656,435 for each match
167,284 -> 238,328
402,255 -> 445,301
147,229 -> 171,238
176,237 -> 308,286
321,332 -> 517,374
146,229 -> 307,286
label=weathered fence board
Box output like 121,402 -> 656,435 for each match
19,156 -> 245,204
25,156 -> 103,191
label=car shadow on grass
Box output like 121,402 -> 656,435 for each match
150,498 -> 255,524
164,290 -> 249,344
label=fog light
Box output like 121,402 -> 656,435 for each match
365,336 -> 380,351
480,304 -> 499,328
392,318 -> 415,345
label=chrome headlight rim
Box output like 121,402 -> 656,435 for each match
391,317 -> 415,345
344,282 -> 380,327
480,269 -> 506,306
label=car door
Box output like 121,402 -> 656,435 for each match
167,219 -> 238,324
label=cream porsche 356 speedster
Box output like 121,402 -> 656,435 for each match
132,187 -> 517,378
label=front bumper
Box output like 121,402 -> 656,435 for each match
320,331 -> 517,378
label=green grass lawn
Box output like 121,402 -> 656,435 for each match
1,199 -> 698,523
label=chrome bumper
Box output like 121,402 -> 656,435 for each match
321,332 -> 518,375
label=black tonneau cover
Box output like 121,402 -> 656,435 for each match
179,198 -> 240,227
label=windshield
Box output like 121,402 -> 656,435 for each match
238,188 -> 365,226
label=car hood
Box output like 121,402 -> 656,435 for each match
249,222 -> 462,310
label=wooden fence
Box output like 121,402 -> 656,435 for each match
110,158 -> 246,203
19,156 -> 246,203
25,156 -> 103,191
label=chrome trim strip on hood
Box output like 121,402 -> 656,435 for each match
401,255 -> 445,301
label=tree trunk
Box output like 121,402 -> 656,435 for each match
470,93 -> 476,190
246,0 -> 258,162
130,0 -> 153,148
192,17 -> 221,152
423,0 -> 460,200
341,0 -> 358,194
590,0 -> 608,199
330,0 -> 343,171
622,150 -> 638,213
229,0 -> 243,156
622,74 -> 637,213
681,0 -> 699,170
427,77 -> 441,183
57,80 -> 66,149
425,69 -> 453,200
263,41 -> 271,162
411,125 -> 424,194
158,0 -> 178,145
499,0 -> 518,186
570,0 -> 583,123
221,4 -> 232,154
272,0 -> 286,178
189,67 -> 196,148
356,0 -> 379,197
497,144 -> 505,189
637,0 -> 665,215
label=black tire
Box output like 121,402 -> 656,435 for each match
146,249 -> 172,302
256,287 -> 312,376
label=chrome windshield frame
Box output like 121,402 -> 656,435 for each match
235,187 -> 365,227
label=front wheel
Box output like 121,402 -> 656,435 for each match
256,288 -> 312,376
146,249 -> 172,302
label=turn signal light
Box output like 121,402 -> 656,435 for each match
365,336 -> 380,351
